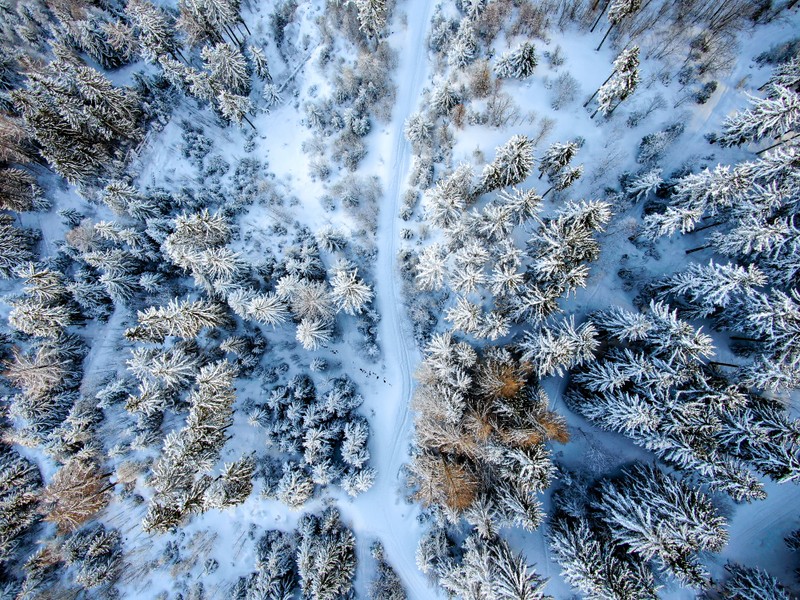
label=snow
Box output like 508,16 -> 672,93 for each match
2,0 -> 800,598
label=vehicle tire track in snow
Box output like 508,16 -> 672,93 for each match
352,0 -> 436,597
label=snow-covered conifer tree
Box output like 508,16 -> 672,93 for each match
330,262 -> 373,315
355,0 -> 388,40
448,20 -> 477,68
201,42 -> 250,95
415,243 -> 448,291
519,318 -> 598,377
217,90 -> 254,128
593,463 -> 727,587
0,168 -> 42,212
439,535 -> 550,600
126,0 -> 180,63
719,85 -> 800,147
296,509 -> 356,597
593,47 -> 640,117
62,524 -> 123,589
537,142 -> 577,180
718,563 -> 792,600
296,318 -> 333,351
660,260 -> 766,318
432,80 -> 461,116
445,296 -> 483,335
404,112 -> 434,150
369,542 -> 406,600
494,41 -> 538,79
0,219 -> 35,278
125,297 -> 229,342
247,45 -> 271,81
481,135 -> 535,191
626,168 -> 662,200
549,515 -> 659,600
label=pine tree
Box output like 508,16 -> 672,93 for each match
448,20 -> 477,68
0,218 -> 36,278
126,0 -> 180,63
494,41 -> 538,79
0,448 -> 42,568
102,20 -> 139,63
202,42 -> 250,95
593,463 -> 727,587
242,291 -> 290,327
248,45 -> 271,81
596,0 -> 641,50
445,296 -> 483,335
204,455 -> 255,509
481,135 -> 536,192
519,318 -> 598,377
41,458 -> 112,534
537,142 -> 577,180
416,243 -> 448,291
0,167 -> 42,212
369,542 -> 406,600
718,563 -> 792,600
592,48 -> 639,118
355,0 -> 388,40
625,168 -> 662,200
125,297 -> 229,342
432,80 -> 461,116
62,524 -> 123,589
659,260 -> 766,318
641,165 -> 747,238
178,0 -> 236,46
296,318 -> 333,351
128,344 -> 200,390
290,280 -> 335,322
12,60 -> 142,183
296,508 -> 357,599
8,264 -> 74,338
404,112 -> 434,150
330,262 -> 373,315
439,535 -> 551,600
719,85 -> 800,147
217,90 -> 254,128
549,515 -> 659,600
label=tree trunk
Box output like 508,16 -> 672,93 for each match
239,18 -> 252,36
542,186 -> 554,198
597,23 -> 614,51
590,1 -> 609,32
708,360 -> 739,368
590,107 -> 600,119
584,69 -> 617,107
686,244 -> 712,254
756,134 -> 799,155
224,24 -> 241,46
243,115 -> 256,129
691,220 -> 723,233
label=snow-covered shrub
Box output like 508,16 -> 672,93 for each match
548,71 -> 579,110
637,122 -> 684,164
253,375 -> 374,506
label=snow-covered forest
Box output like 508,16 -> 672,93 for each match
0,0 -> 798,596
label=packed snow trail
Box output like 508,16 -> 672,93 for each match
334,1 -> 436,597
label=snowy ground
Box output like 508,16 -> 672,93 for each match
3,0 -> 799,597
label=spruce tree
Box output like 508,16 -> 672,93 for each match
480,135 -> 535,192
494,41 -> 538,79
